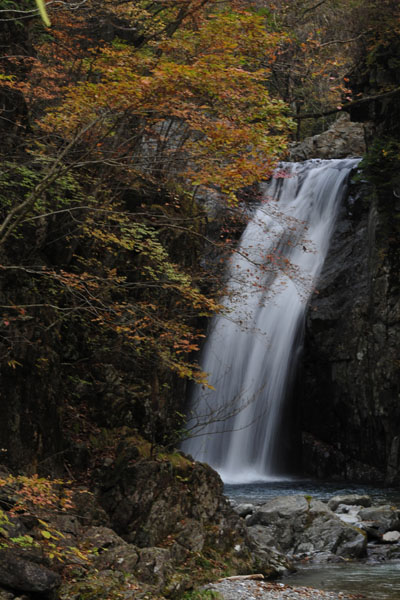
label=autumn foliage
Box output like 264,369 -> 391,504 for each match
0,0 -> 295,449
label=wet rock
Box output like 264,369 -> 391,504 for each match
328,494 -> 372,511
299,167 -> 400,484
246,495 -> 366,561
367,541 -> 400,561
358,505 -> 400,537
382,530 -> 400,543
234,503 -> 255,517
0,549 -> 60,596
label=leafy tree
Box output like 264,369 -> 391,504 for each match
0,0 -> 294,452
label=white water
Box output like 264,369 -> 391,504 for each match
182,159 -> 359,483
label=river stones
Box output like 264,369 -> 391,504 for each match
233,503 -> 256,518
358,505 -> 400,538
327,494 -> 372,511
382,531 -> 400,543
206,577 -> 358,600
246,495 -> 367,561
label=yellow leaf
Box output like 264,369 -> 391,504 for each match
35,0 -> 51,27
41,529 -> 51,539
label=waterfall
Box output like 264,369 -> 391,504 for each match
182,158 -> 359,484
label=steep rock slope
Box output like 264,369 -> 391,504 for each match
298,34 -> 400,484
299,175 -> 400,483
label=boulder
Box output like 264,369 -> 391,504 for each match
358,505 -> 400,537
234,503 -> 255,518
328,494 -> 372,511
0,549 -> 60,596
99,456 -> 228,547
246,526 -> 293,576
98,451 -> 263,565
246,495 -> 366,561
289,113 -> 367,161
94,449 -> 300,582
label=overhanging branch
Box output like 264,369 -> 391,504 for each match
292,86 -> 400,120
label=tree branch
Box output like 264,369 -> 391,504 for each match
0,116 -> 104,247
292,86 -> 400,120
301,0 -> 328,17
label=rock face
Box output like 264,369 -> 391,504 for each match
246,495 -> 367,561
298,169 -> 400,484
289,114 -> 368,161
96,443 -> 292,587
99,450 -> 242,550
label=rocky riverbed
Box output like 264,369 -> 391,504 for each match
207,578 -> 364,600
223,492 -> 400,599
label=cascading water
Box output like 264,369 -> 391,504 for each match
182,158 -> 359,484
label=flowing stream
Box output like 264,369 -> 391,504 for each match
182,158 -> 359,483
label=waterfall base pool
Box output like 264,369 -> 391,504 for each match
224,480 -> 400,599
224,479 -> 400,506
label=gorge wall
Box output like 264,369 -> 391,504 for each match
299,169 -> 400,484
296,41 -> 400,483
